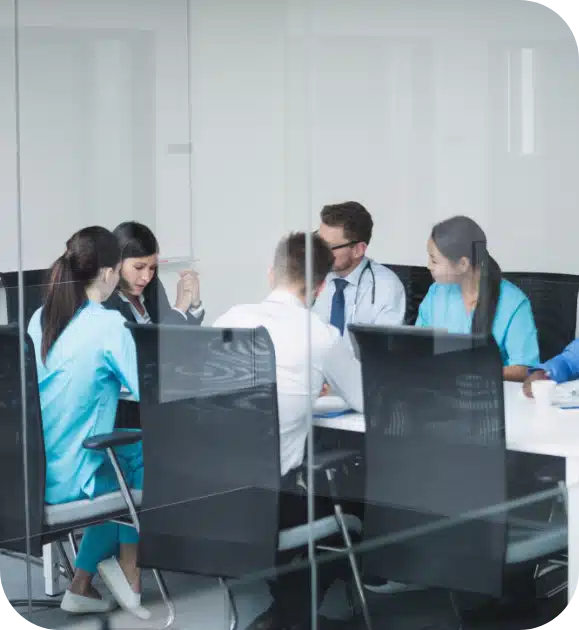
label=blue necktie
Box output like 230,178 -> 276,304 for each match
330,278 -> 348,335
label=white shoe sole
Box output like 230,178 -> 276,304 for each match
60,590 -> 117,614
98,557 -> 151,620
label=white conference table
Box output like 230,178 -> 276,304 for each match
314,381 -> 579,603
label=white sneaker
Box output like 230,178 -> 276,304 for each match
60,589 -> 117,614
98,557 -> 151,620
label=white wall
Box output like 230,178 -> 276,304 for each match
0,0 -> 191,268
190,0 -> 579,321
1,0 -> 579,323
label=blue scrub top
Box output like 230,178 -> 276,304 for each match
416,279 -> 540,368
28,300 -> 139,504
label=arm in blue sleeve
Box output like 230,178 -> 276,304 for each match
103,318 -> 140,400
540,340 -> 579,383
415,287 -> 432,328
503,299 -> 540,368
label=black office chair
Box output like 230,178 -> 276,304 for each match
349,325 -> 567,625
127,323 -> 368,630
0,326 -> 172,622
503,271 -> 579,588
503,272 -> 579,362
384,264 -> 433,325
0,269 -> 49,328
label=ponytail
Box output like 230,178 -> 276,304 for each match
40,226 -> 121,363
431,215 -> 502,335
41,254 -> 87,362
472,252 -> 501,335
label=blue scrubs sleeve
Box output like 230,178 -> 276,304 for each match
503,299 -> 540,368
103,320 -> 140,400
415,287 -> 433,328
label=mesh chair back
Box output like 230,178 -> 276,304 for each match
0,269 -> 49,328
128,324 -> 281,578
385,264 -> 433,325
0,326 -> 45,556
350,324 -> 507,596
503,271 -> 579,361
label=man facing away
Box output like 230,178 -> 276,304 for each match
314,201 -> 406,336
214,232 -> 363,630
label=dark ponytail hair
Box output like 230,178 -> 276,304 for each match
41,226 -> 121,362
431,215 -> 501,335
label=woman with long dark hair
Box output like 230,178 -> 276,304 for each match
103,221 -> 204,325
27,227 -> 148,618
416,215 -> 539,381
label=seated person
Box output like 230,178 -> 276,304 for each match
524,339 -> 579,397
214,232 -> 363,630
416,215 -> 539,382
313,201 -> 406,333
28,226 -> 148,619
104,221 -> 204,325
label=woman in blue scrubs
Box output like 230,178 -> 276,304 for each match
28,226 -> 148,618
416,215 -> 539,381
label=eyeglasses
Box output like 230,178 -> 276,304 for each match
313,230 -> 361,251
329,240 -> 361,251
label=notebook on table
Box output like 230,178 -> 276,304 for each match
552,379 -> 579,408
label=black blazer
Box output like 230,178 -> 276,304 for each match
108,275 -> 202,430
103,274 -> 204,326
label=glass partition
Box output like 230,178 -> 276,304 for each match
0,0 -> 32,620
2,1 -> 578,629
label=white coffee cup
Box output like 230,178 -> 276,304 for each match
531,379 -> 556,407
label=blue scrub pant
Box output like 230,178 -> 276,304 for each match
75,442 -> 143,574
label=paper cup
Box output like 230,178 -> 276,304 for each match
531,380 -> 556,407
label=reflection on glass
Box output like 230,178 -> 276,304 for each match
521,47 -> 535,156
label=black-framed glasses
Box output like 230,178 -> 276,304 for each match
313,230 -> 361,251
329,240 -> 361,251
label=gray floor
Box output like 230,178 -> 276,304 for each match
1,551 -> 568,630
1,551 -> 353,630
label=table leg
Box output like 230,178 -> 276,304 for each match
43,543 -> 61,597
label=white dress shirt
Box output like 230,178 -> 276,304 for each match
213,289 -> 364,476
313,256 -> 406,330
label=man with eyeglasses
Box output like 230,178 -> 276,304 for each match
314,201 -> 406,336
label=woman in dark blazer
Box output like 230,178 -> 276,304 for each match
105,221 -> 204,430
104,221 -> 204,325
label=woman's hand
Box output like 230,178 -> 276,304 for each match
175,270 -> 201,312
523,369 -> 549,398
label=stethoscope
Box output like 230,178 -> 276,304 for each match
350,259 -> 376,322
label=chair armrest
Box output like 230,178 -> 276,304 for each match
83,430 -> 142,451
535,463 -> 565,485
508,516 -> 553,531
311,448 -> 360,472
